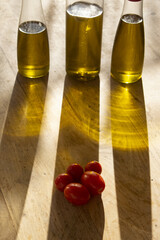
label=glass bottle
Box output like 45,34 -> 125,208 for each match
17,0 -> 50,78
66,0 -> 104,80
111,0 -> 144,84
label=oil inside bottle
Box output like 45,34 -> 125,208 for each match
111,14 -> 144,84
18,21 -> 49,78
66,1 -> 103,78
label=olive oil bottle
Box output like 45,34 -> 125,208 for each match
17,0 -> 49,78
66,1 -> 104,79
111,0 -> 144,84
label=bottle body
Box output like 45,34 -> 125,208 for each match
111,0 -> 144,84
66,0 -> 104,79
17,0 -> 49,78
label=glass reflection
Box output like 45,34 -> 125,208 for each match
54,74 -> 100,172
60,75 -> 100,143
5,73 -> 48,137
111,78 -> 148,150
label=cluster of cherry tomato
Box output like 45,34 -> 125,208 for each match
55,161 -> 105,205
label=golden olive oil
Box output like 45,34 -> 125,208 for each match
18,21 -> 49,78
66,1 -> 103,78
111,14 -> 144,84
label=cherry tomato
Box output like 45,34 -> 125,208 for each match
85,161 -> 102,174
55,173 -> 73,192
67,163 -> 84,182
64,183 -> 90,205
81,171 -> 105,196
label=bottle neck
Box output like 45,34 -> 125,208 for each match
19,0 -> 45,25
122,0 -> 143,17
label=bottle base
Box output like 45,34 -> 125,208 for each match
18,65 -> 49,78
66,69 -> 99,81
111,71 -> 142,84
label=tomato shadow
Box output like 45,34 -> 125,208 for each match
110,77 -> 152,240
47,74 -> 105,240
0,72 -> 48,239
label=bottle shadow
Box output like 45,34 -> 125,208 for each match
110,77 -> 152,239
0,72 -> 48,239
47,75 -> 104,240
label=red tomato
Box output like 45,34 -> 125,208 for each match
85,161 -> 102,174
81,171 -> 105,196
64,183 -> 90,205
67,163 -> 84,182
55,173 -> 73,192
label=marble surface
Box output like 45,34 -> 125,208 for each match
0,0 -> 160,239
